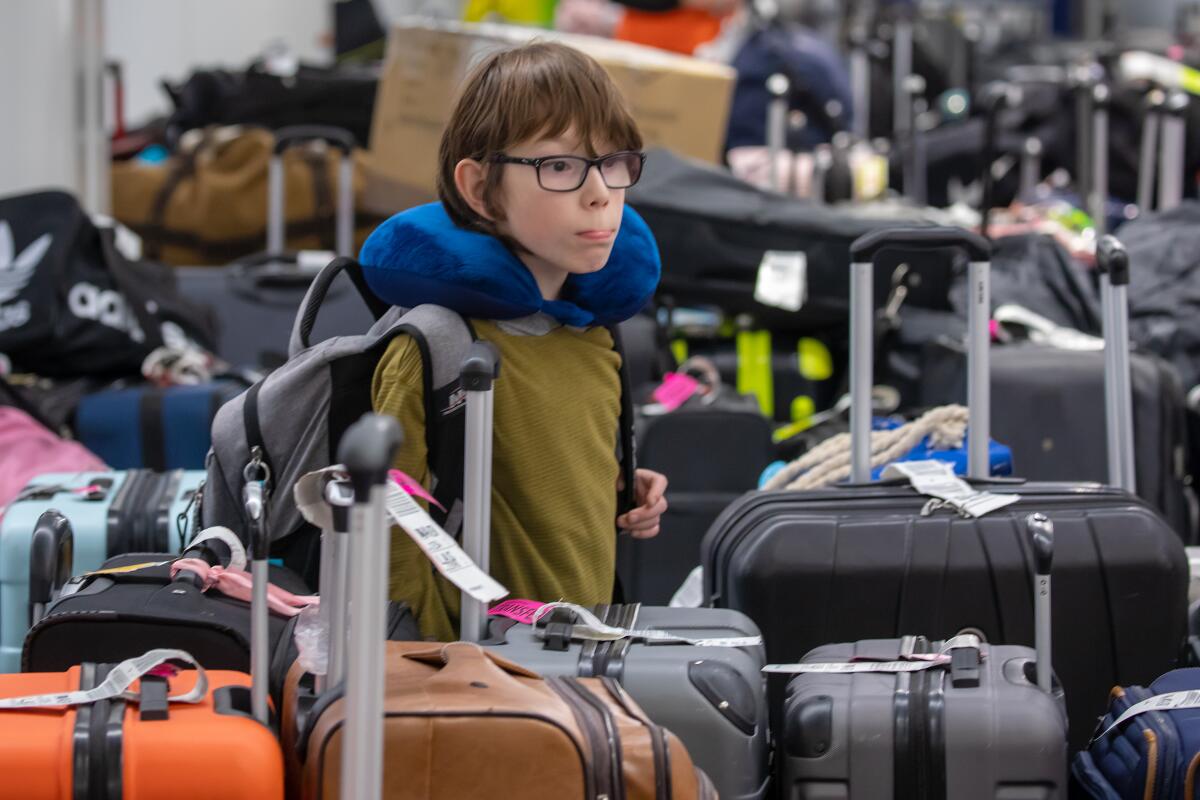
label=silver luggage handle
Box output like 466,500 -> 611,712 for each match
266,125 -> 357,259
460,342 -> 501,644
1026,513 -> 1054,694
338,413 -> 403,800
1096,236 -> 1136,493
848,227 -> 992,482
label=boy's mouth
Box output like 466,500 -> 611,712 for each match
576,229 -> 615,242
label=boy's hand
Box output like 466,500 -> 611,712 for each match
617,469 -> 668,539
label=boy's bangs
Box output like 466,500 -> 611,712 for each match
495,49 -> 642,155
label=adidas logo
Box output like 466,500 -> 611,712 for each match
0,220 -> 50,333
0,221 -> 51,304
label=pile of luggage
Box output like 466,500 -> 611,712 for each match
4,1 -> 1200,797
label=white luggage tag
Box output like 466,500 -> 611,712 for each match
755,251 -> 808,312
763,634 -> 982,674
530,602 -> 763,648
1095,689 -> 1200,742
295,467 -> 508,604
881,460 -> 1020,518
0,649 -> 208,710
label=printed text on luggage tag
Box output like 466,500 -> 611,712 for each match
488,599 -> 548,625
754,251 -> 808,312
0,649 -> 207,710
384,483 -> 508,604
1095,689 -> 1200,741
881,460 -> 1020,518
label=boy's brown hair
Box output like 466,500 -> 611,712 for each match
437,41 -> 643,236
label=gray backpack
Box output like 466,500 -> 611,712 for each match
201,257 -> 636,584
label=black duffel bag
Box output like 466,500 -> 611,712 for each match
0,190 -> 217,379
627,149 -> 956,332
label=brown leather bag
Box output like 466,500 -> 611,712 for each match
111,126 -> 376,266
285,641 -> 716,800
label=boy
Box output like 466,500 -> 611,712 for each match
370,41 -> 669,641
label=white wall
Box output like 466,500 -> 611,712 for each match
105,0 -> 333,126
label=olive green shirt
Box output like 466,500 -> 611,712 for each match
371,315 -> 622,641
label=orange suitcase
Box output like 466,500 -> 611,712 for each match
0,479 -> 286,798
0,657 -> 283,799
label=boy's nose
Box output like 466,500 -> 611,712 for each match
580,166 -> 611,207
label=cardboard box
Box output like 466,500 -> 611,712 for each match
368,19 -> 736,197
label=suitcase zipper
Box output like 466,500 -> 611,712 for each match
550,677 -> 625,800
600,676 -> 671,800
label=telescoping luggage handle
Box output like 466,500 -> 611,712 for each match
266,125 -> 357,260
460,341 -> 501,644
848,227 -> 992,482
1096,236 -> 1136,493
338,413 -> 403,800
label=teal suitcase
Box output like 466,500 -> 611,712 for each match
0,469 -> 204,671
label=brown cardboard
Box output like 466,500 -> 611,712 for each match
368,19 -> 735,197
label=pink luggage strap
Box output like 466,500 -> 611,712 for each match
169,558 -> 320,617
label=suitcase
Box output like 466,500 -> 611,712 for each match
0,469 -> 204,672
173,126 -> 384,371
286,400 -> 716,799
20,536 -> 418,695
618,390 -> 775,605
777,512 -> 1068,797
445,344 -> 770,799
700,229 -> 1189,751
0,483 -> 284,799
74,381 -> 245,470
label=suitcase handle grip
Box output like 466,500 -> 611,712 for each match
28,511 -> 74,626
1096,236 -> 1130,286
850,227 -> 991,263
338,413 -> 404,493
273,125 -> 356,156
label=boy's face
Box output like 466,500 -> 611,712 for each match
494,132 -> 626,285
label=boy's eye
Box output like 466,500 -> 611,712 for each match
546,159 -> 573,173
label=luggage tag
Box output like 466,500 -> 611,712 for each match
294,467 -> 508,604
529,601 -> 763,648
754,251 -> 808,312
764,634 -> 983,674
881,460 -> 1020,518
1094,689 -> 1200,742
0,649 -> 207,710
650,372 -> 701,413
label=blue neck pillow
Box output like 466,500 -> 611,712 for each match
358,202 -> 661,327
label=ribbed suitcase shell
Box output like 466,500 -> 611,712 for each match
782,638 -> 1068,798
0,470 -> 203,672
701,482 -> 1188,750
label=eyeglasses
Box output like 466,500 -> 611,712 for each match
490,151 -> 646,192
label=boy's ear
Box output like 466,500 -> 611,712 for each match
453,158 -> 495,222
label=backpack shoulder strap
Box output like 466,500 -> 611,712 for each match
393,305 -> 476,536
607,324 -> 638,515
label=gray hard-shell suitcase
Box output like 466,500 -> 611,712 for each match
701,230 -> 1189,752
454,345 -> 772,800
778,513 -> 1067,798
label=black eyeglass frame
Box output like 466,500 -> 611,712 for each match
489,150 -> 647,192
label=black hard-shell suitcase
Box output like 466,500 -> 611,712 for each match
701,229 -> 1189,751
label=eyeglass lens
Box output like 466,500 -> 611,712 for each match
538,153 -> 643,191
